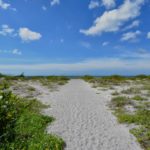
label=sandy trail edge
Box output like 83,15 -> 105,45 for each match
29,79 -> 142,150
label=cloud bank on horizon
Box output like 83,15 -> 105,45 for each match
0,0 -> 150,75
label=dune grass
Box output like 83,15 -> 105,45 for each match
111,95 -> 150,150
115,108 -> 150,150
121,87 -> 141,95
83,75 -> 150,150
132,95 -> 146,101
82,75 -> 130,88
111,96 -> 131,108
111,97 -> 150,150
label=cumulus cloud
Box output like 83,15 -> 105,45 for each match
0,24 -> 15,36
123,20 -> 140,31
80,0 -> 144,36
121,30 -> 141,41
102,0 -> 116,9
0,49 -> 22,55
0,0 -> 10,10
0,0 -> 16,11
89,1 -> 99,9
147,32 -> 150,39
19,28 -> 42,42
50,0 -> 60,6
0,25 -> 41,42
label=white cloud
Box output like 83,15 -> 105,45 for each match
0,25 -> 41,42
0,49 -> 22,55
0,0 -> 16,11
0,0 -> 10,10
19,28 -> 42,42
1,57 -> 150,75
102,41 -> 109,46
123,20 -> 140,30
42,5 -> 47,11
89,1 -> 99,9
120,48 -> 150,58
12,49 -> 22,55
50,0 -> 60,6
121,30 -> 141,41
147,32 -> 150,39
0,24 -> 15,36
102,0 -> 116,9
80,0 -> 144,36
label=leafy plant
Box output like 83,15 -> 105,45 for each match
111,96 -> 130,108
0,90 -> 65,150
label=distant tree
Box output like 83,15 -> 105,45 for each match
0,73 -> 5,78
19,72 -> 25,78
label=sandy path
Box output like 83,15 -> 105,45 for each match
30,79 -> 142,150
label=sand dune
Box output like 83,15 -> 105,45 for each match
30,79 -> 142,150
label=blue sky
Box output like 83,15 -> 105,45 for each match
0,0 -> 150,75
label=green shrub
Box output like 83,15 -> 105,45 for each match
102,75 -> 126,81
114,108 -> 150,150
82,75 -> 94,81
134,75 -> 149,79
0,81 -> 9,90
0,90 -> 65,149
131,127 -> 150,150
132,95 -> 146,101
116,112 -> 136,124
0,91 -> 19,144
111,91 -> 120,96
121,87 -> 141,95
111,96 -> 130,108
27,87 -> 36,92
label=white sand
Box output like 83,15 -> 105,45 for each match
30,79 -> 142,150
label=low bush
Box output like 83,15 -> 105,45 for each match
81,75 -> 94,81
132,95 -> 146,101
121,87 -> 141,95
111,97 -> 150,150
0,89 -> 64,150
111,96 -> 130,108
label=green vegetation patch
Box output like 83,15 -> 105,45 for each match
37,76 -> 69,88
27,86 -> 36,92
0,90 -> 65,150
82,75 -> 130,87
81,75 -> 95,81
142,85 -> 150,91
116,109 -> 150,125
111,91 -> 120,96
131,127 -> 150,150
121,87 -> 141,95
111,96 -> 131,108
132,95 -> 146,101
111,96 -> 150,150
